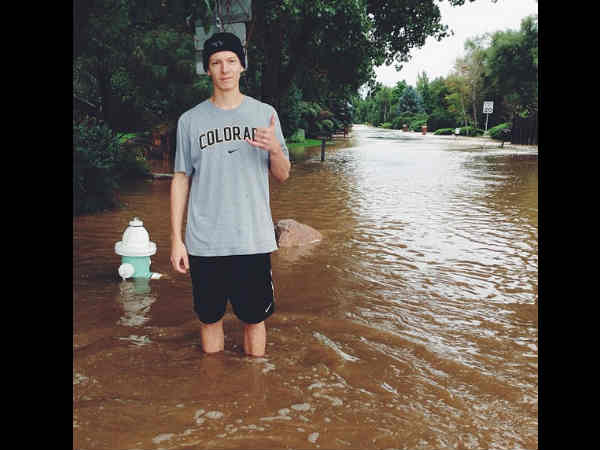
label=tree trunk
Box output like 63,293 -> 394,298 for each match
460,93 -> 468,134
472,85 -> 478,129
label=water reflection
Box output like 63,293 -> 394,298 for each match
117,279 -> 156,327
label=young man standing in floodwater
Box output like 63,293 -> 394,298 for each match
170,32 -> 290,357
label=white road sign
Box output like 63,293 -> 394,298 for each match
483,101 -> 494,114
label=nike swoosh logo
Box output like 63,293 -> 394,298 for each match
228,148 -> 240,154
265,303 -> 272,313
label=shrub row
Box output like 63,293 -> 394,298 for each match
488,122 -> 512,141
74,118 -> 150,215
432,126 -> 485,136
433,128 -> 454,135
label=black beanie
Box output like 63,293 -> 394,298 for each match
203,32 -> 246,72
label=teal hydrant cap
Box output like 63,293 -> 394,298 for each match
115,217 -> 157,257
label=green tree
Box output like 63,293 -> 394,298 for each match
366,0 -> 477,69
73,0 -> 132,129
416,71 -> 434,114
250,0 -> 479,109
352,94 -> 370,124
457,35 -> 487,128
483,14 -> 538,117
427,76 -> 456,130
390,80 -> 408,108
444,73 -> 470,130
250,0 -> 376,111
396,86 -> 424,115
74,0 -> 212,131
376,87 -> 394,124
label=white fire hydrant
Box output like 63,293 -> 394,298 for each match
115,217 -> 162,280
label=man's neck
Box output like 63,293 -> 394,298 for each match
210,89 -> 244,110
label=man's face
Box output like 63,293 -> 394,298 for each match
207,51 -> 244,91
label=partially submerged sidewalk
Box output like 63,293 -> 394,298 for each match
421,131 -> 538,152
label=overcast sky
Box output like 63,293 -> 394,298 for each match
374,0 -> 538,88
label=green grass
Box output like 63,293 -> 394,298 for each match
117,132 -> 140,144
286,138 -> 333,149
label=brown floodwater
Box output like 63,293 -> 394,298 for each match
73,125 -> 538,449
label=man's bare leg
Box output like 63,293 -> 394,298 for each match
244,321 -> 266,357
200,318 -> 225,353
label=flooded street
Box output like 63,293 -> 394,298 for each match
73,125 -> 538,449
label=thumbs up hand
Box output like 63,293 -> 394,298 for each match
245,113 -> 281,155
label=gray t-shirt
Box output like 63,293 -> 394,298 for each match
174,95 -> 289,256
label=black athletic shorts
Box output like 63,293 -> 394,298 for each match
188,252 -> 275,324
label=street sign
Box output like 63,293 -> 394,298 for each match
216,0 -> 252,23
483,101 -> 493,133
483,101 -> 494,114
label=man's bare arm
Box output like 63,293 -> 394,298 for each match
170,172 -> 190,273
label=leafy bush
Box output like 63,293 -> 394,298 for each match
278,83 -> 303,138
380,122 -> 393,129
297,101 -> 325,138
321,119 -> 334,132
74,118 -> 150,215
458,126 -> 485,136
398,113 -> 417,130
434,126 -> 485,136
428,108 -> 457,131
410,118 -> 428,132
433,128 -> 455,135
298,101 -> 321,121
389,112 -> 429,131
488,122 -> 512,141
312,119 -> 334,137
289,128 -> 306,143
330,117 -> 343,132
391,117 -> 405,129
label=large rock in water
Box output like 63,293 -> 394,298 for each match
275,219 -> 322,247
